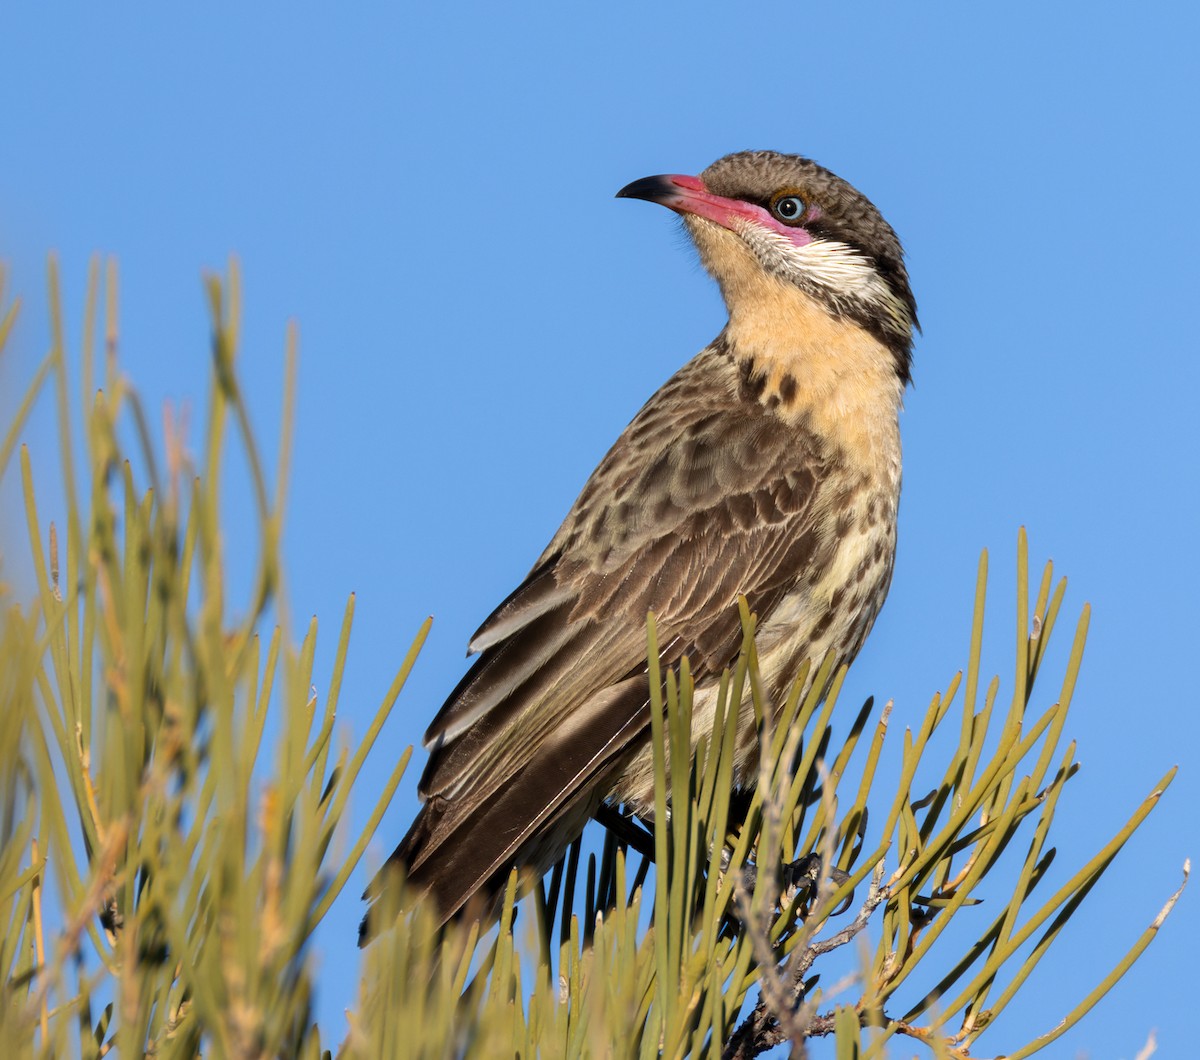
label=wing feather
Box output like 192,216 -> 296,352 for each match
367,344 -> 839,927
423,605 -> 576,749
465,558 -> 571,654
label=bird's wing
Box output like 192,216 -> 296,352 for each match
369,673 -> 652,930
378,347 -> 836,918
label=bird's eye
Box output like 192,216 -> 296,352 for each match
771,195 -> 806,224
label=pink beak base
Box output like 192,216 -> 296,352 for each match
616,172 -> 812,245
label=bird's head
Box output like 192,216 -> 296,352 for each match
618,150 -> 917,385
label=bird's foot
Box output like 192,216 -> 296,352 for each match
737,852 -> 854,918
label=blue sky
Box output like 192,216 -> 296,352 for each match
2,3 -> 1196,1055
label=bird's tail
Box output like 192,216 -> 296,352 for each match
359,675 -> 654,945
358,798 -> 486,942
358,774 -> 587,945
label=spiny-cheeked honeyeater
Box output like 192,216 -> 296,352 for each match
361,150 -> 917,940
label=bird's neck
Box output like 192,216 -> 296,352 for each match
724,281 -> 904,469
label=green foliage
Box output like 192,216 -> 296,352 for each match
0,261 -> 1185,1058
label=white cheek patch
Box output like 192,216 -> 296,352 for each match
736,222 -> 880,298
734,222 -> 909,332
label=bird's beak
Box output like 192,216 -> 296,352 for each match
615,174 -> 700,205
616,173 -> 763,232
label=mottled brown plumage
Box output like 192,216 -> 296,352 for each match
361,150 -> 918,939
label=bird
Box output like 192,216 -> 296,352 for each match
361,149 -> 917,939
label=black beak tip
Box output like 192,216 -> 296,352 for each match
615,174 -> 674,203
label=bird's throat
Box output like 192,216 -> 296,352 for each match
726,282 -> 903,459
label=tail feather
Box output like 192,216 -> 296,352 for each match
359,676 -> 650,943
